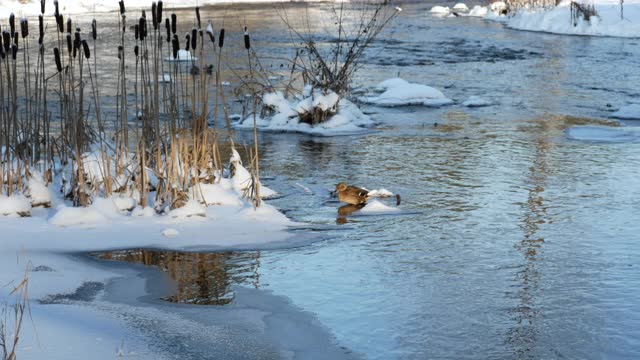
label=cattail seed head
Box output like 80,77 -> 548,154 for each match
57,14 -> 63,33
191,28 -> 197,50
134,24 -> 139,40
142,10 -> 146,19
39,15 -> 44,44
195,7 -> 201,29
74,31 -> 81,58
171,35 -> 178,59
157,1 -> 163,23
117,45 -> 123,60
119,0 -> 125,15
151,3 -> 158,30
66,17 -> 72,34
244,27 -> 250,50
206,21 -> 215,45
66,33 -> 72,55
165,18 -> 170,43
0,47 -> 5,60
185,33 -> 190,51
81,39 -> 90,59
20,17 -> 28,39
40,0 -> 45,14
92,19 -> 97,40
11,44 -> 17,60
2,31 -> 10,52
54,0 -> 59,16
54,47 -> 62,71
171,13 -> 177,34
139,17 -> 146,40
134,44 -> 139,57
13,32 -> 17,47
9,14 -> 15,36
218,28 -> 225,48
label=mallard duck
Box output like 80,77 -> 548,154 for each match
335,182 -> 369,205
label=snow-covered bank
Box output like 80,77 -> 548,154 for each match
432,1 -> 640,38
0,0 -> 333,18
359,78 -> 453,107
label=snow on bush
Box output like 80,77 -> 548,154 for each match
229,149 -> 278,199
469,5 -> 489,17
49,205 -> 107,227
234,88 -> 374,135
168,199 -> 207,218
26,170 -> 53,207
611,104 -> 640,120
0,194 -> 32,217
359,78 -> 453,107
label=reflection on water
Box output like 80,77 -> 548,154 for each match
94,249 -> 261,305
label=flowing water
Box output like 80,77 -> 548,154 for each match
66,1 -> 640,358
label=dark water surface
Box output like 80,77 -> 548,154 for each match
76,1 -> 640,359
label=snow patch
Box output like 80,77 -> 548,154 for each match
162,228 -> 179,237
463,96 -> 493,107
49,205 -> 107,227
168,200 -> 207,218
0,194 -> 32,217
360,78 -> 453,107
164,50 -> 197,62
361,200 -> 400,213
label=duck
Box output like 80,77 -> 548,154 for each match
335,182 -> 369,205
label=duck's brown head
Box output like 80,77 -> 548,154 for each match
335,182 -> 348,192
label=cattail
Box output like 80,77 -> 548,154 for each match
57,14 -> 63,33
0,31 -> 3,51
195,7 -> 201,29
244,26 -> 250,50
0,47 -> 5,60
191,28 -> 197,50
39,15 -> 44,44
9,14 -> 15,36
134,24 -> 139,40
157,1 -> 163,23
206,21 -> 215,44
20,17 -> 28,39
171,13 -> 177,34
117,45 -> 123,60
11,44 -> 17,60
81,39 -> 90,59
171,35 -> 178,59
151,3 -> 158,30
2,31 -> 9,52
185,33 -> 190,51
74,31 -> 81,55
138,17 -> 146,40
134,44 -> 139,57
40,0 -> 45,14
54,0 -> 59,16
142,10 -> 146,19
218,28 -> 224,48
165,18 -> 170,43
12,32 -> 17,47
66,17 -> 72,34
119,0 -> 125,15
54,47 -> 62,71
66,33 -> 72,55
92,19 -> 97,40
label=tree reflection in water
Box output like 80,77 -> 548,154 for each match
95,249 -> 261,305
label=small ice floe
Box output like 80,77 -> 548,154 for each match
430,6 -> 451,15
221,81 -> 232,87
359,78 -> 453,107
463,96 -> 493,107
162,228 -> 179,237
164,50 -> 197,62
468,5 -> 489,17
452,3 -> 469,11
565,125 -> 640,143
0,194 -> 32,217
361,200 -> 401,213
611,104 -> 640,120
